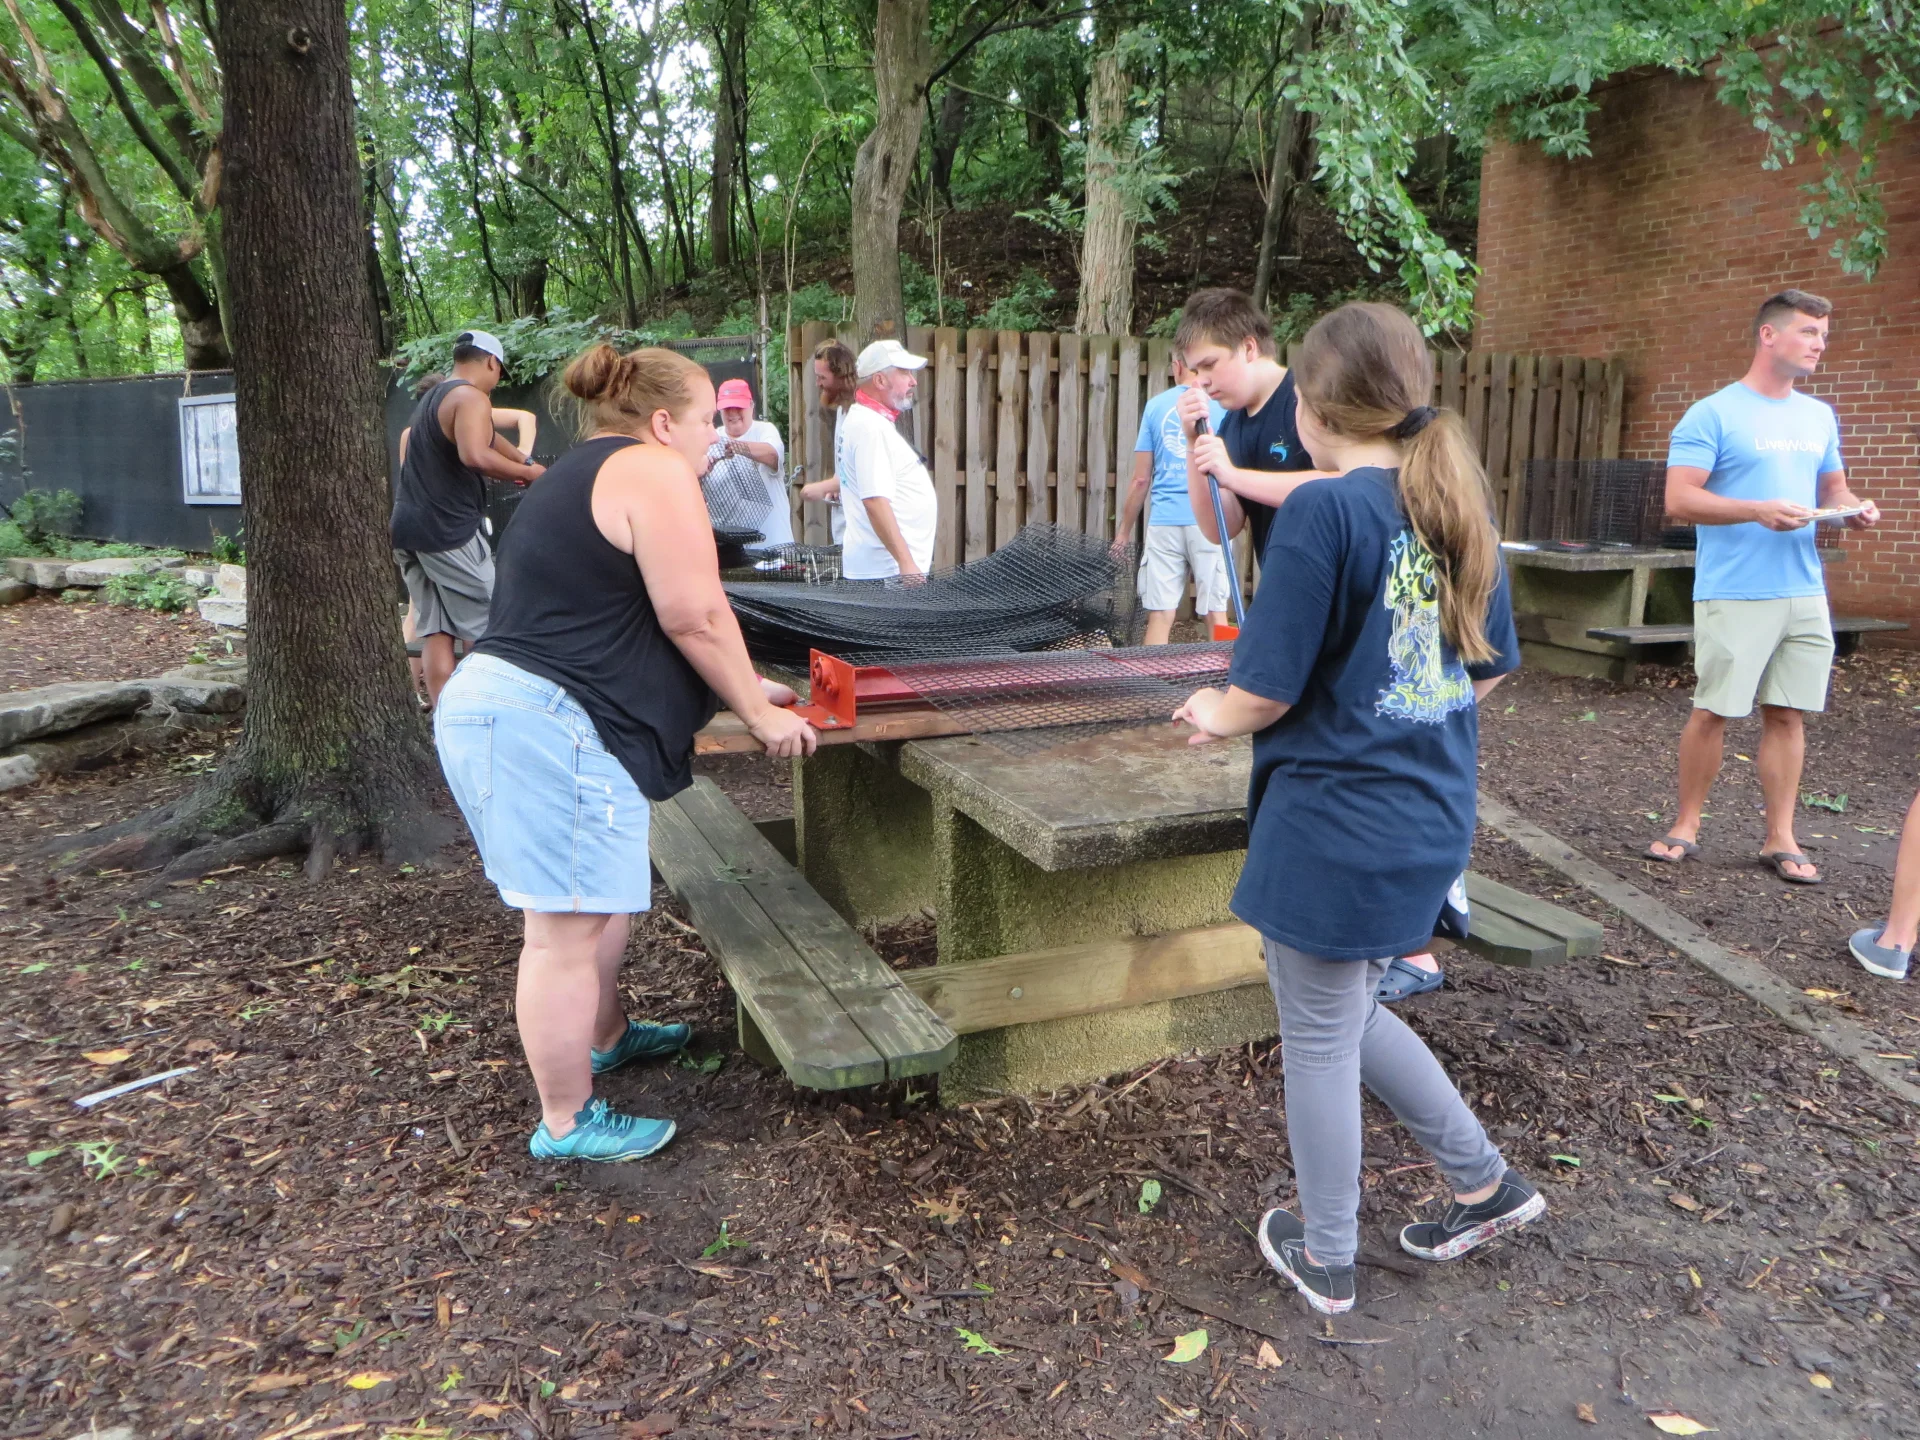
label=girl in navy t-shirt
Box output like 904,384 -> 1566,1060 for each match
1173,302 -> 1546,1315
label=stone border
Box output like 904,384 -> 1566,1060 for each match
1,556 -> 245,627
0,664 -> 247,793
1478,794 -> 1920,1109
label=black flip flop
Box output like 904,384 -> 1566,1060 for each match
1643,834 -> 1699,863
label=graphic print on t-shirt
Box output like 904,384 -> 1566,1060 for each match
1376,530 -> 1473,724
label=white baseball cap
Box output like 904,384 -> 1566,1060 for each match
856,339 -> 928,379
456,329 -> 506,365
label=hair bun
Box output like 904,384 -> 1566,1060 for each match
562,342 -> 622,402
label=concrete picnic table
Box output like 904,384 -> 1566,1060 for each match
1501,543 -> 1697,682
1503,542 -> 1843,682
792,723 -> 1271,1101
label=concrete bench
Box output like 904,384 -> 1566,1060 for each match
1586,615 -> 1907,658
649,778 -> 956,1090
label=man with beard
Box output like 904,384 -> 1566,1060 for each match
836,340 -> 937,581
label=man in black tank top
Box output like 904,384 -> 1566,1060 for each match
392,330 -> 545,705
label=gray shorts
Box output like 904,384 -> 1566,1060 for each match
396,532 -> 494,644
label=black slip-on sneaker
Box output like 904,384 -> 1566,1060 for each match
1399,1168 -> 1546,1261
1256,1207 -> 1356,1316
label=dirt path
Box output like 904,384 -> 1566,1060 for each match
2,593 -> 231,692
1479,651 -> 1920,1076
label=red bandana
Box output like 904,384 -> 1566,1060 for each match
854,390 -> 899,423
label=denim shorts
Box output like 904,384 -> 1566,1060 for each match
434,653 -> 653,913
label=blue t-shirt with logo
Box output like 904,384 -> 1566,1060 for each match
1134,386 -> 1226,527
1667,382 -> 1842,601
1226,467 -> 1519,961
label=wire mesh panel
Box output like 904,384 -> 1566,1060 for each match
1519,459 -> 1665,547
724,522 -> 1145,671
722,544 -> 844,583
701,443 -> 777,536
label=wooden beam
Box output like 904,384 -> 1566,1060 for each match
694,706 -> 971,754
901,923 -> 1266,1034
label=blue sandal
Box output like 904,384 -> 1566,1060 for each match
1376,956 -> 1444,1003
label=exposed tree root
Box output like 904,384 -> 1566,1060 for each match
57,749 -> 454,885
151,823 -> 310,886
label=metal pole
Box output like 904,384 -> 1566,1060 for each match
1194,417 -> 1246,626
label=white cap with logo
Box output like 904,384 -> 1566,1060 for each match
856,339 -> 928,379
456,329 -> 506,365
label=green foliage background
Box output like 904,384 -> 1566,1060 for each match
0,0 -> 1911,383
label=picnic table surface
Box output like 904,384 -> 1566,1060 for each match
897,723 -> 1251,873
1500,544 -> 1697,573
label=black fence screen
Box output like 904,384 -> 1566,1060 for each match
2,337 -> 761,553
1,371 -> 240,551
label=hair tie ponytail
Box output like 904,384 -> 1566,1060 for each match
1387,405 -> 1438,441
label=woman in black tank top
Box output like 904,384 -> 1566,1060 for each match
434,344 -> 817,1164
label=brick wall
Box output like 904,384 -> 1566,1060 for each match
1475,67 -> 1920,625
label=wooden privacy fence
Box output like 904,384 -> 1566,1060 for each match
785,322 -> 1627,564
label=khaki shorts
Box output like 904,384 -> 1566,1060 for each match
1139,522 -> 1230,613
1693,596 -> 1833,717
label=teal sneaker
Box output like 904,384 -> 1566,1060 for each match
590,1019 -> 692,1074
529,1098 -> 676,1162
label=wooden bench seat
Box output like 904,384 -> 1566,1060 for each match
1588,615 -> 1907,655
1455,872 -> 1603,967
650,779 -> 957,1090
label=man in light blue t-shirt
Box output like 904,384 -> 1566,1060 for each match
1113,356 -> 1228,644
1646,289 -> 1878,886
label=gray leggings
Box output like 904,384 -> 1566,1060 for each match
1265,938 -> 1505,1268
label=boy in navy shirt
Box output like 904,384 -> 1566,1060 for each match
1173,288 -> 1323,564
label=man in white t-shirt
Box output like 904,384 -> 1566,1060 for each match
836,339 -> 937,580
704,378 -> 790,549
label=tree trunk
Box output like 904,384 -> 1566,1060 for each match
709,57 -> 736,270
1075,31 -> 1134,336
361,142 -> 395,354
154,255 -> 231,369
1251,8 -> 1320,313
929,80 -> 968,209
83,0 -> 444,879
512,255 -> 549,318
706,0 -> 751,272
850,0 -> 929,341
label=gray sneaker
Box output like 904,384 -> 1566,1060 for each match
1849,927 -> 1910,981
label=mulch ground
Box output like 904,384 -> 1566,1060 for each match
2,594 -> 233,692
3,626 -> 1919,1440
1479,651 -> 1920,1067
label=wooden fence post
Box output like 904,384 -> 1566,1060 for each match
1084,337 -> 1114,543
1109,334 -> 1141,543
1056,333 -> 1084,533
995,330 -> 1022,548
932,326 -> 960,569
1027,330 -> 1054,527
1600,360 -> 1627,460
964,328 -> 992,559
796,320 -> 835,544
